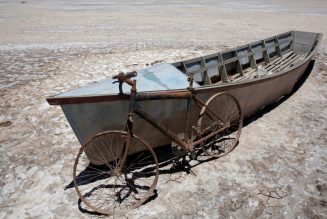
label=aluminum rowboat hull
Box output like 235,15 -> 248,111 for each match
47,30 -> 322,150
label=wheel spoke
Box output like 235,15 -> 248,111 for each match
73,130 -> 159,215
197,93 -> 242,158
92,141 -> 115,171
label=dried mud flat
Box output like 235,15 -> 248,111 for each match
1,1 -> 327,218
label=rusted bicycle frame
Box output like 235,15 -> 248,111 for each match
73,72 -> 243,214
113,72 -> 230,173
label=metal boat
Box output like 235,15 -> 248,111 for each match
47,30 -> 322,148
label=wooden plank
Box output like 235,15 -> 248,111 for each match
269,54 -> 297,72
266,51 -> 295,71
233,76 -> 245,82
230,73 -> 241,80
264,54 -> 291,71
274,54 -> 301,72
256,68 -> 272,77
264,56 -> 286,70
245,68 -> 257,76
282,53 -> 308,70
233,67 -> 259,82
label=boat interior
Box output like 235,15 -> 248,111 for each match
173,31 -> 321,86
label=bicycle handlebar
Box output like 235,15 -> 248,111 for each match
112,71 -> 137,87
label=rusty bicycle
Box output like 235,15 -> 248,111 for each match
73,71 -> 243,215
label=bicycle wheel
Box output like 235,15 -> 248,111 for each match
197,92 -> 243,158
73,130 -> 159,215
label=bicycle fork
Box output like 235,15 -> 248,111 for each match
115,80 -> 137,175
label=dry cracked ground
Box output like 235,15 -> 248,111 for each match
0,1 -> 327,218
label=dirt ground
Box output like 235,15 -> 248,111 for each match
0,0 -> 327,218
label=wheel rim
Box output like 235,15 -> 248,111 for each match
73,130 -> 159,215
197,93 -> 243,158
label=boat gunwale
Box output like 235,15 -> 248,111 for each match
174,31 -> 294,66
46,32 -> 322,106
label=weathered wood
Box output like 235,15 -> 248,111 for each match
255,66 -> 272,77
233,75 -> 247,82
274,54 -> 301,71
245,68 -> 257,76
233,67 -> 259,82
266,51 -> 295,71
230,73 -> 241,81
264,55 -> 285,70
280,53 -> 308,71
